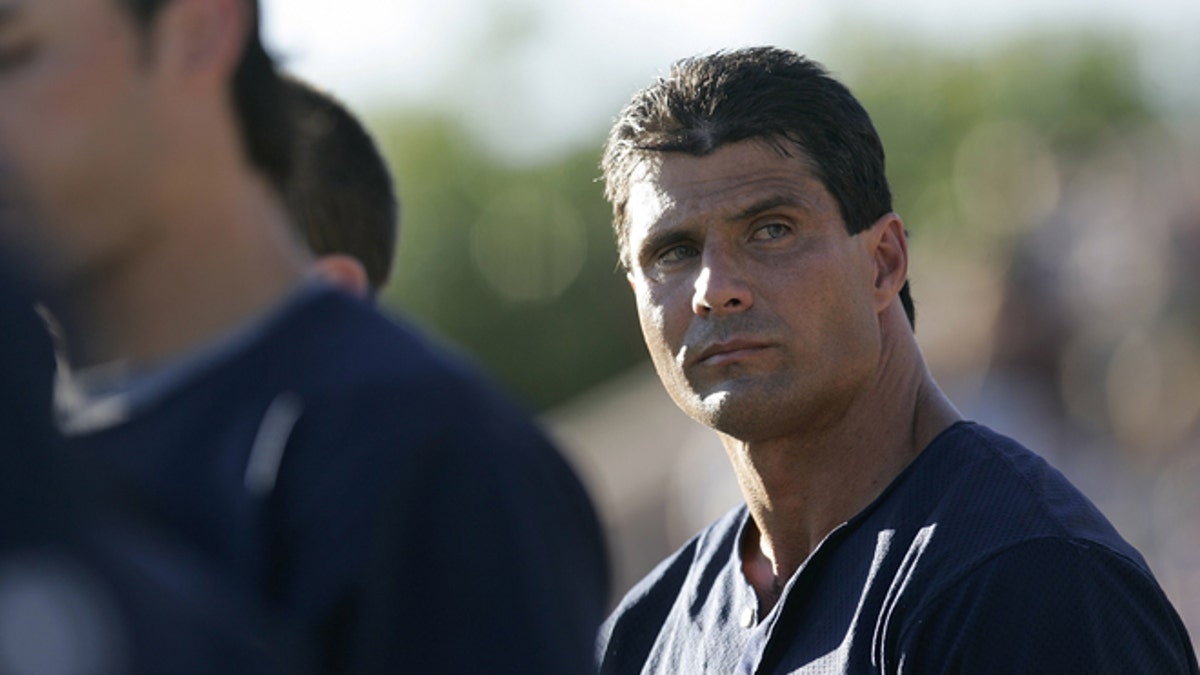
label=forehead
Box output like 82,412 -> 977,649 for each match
625,140 -> 833,238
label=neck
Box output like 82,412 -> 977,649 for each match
54,170 -> 311,369
729,314 -> 961,612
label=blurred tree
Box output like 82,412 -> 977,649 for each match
842,30 -> 1154,241
373,113 -> 644,410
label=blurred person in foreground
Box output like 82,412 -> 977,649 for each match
280,75 -> 397,298
0,251 -> 296,674
0,0 -> 609,672
595,46 -> 1197,673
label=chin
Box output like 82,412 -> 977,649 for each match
685,387 -> 776,441
686,375 -> 831,442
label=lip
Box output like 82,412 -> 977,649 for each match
692,339 -> 773,366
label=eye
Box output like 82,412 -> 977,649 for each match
0,42 -> 36,72
658,243 -> 699,264
751,222 -> 790,241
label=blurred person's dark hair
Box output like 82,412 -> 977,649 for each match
119,0 -> 293,191
282,76 -> 399,292
601,46 -> 914,326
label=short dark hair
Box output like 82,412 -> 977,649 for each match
282,76 -> 399,291
602,47 -> 914,327
119,0 -> 293,191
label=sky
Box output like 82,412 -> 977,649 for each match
262,0 -> 1200,161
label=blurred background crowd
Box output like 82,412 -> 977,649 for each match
266,0 -> 1199,649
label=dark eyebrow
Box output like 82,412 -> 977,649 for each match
636,228 -> 694,267
634,194 -> 813,266
733,195 -> 808,222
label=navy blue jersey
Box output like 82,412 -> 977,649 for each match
63,285 -> 610,673
0,265 -> 67,545
0,265 -> 296,674
598,422 -> 1198,674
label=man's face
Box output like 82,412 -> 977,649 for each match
624,140 -> 884,443
0,0 -> 166,287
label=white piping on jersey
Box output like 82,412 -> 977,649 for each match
873,523 -> 938,672
802,528 -> 896,671
54,360 -> 133,436
243,392 -> 304,498
56,395 -> 131,437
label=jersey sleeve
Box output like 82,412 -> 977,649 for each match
897,537 -> 1199,674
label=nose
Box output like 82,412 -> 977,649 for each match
692,247 -> 753,317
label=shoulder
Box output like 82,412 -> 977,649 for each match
264,291 -> 588,506
257,292 -> 612,671
897,536 -> 1199,673
262,288 -> 471,387
598,505 -> 746,673
254,289 -> 538,447
902,422 -> 1143,563
243,289 -> 595,558
879,422 -> 1198,671
887,422 -> 1162,612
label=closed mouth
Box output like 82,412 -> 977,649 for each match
692,339 -> 773,366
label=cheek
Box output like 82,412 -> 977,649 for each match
774,254 -> 877,352
0,78 -> 87,197
821,275 -> 884,371
634,283 -> 685,350
22,20 -> 144,174
30,83 -> 150,222
635,292 -> 667,348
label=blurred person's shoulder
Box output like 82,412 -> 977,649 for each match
257,283 -> 584,496
265,284 -> 509,406
268,285 -> 612,674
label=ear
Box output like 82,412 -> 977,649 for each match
863,213 -> 909,314
149,0 -> 248,88
312,254 -> 371,299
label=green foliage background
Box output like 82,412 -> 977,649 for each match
370,32 -> 1166,411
